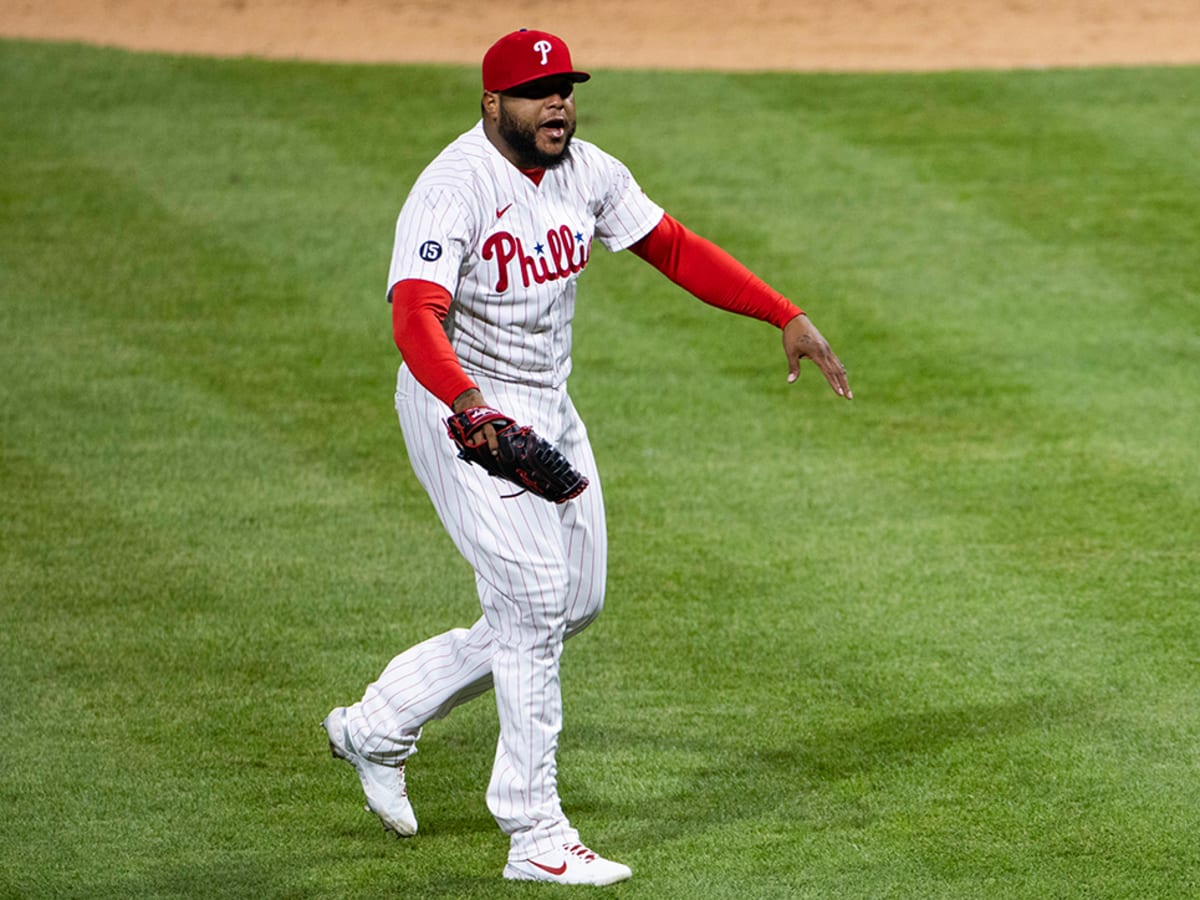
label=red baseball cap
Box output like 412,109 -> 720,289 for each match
482,29 -> 590,93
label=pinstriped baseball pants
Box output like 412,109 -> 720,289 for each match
343,363 -> 607,862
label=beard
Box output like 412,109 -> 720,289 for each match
497,102 -> 575,170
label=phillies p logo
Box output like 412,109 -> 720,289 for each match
533,39 -> 552,65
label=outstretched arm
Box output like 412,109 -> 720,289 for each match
629,214 -> 852,399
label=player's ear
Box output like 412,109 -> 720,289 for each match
481,91 -> 500,121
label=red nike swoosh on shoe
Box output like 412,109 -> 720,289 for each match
530,859 -> 568,876
496,203 -> 513,219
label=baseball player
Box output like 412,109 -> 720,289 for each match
323,28 -> 852,886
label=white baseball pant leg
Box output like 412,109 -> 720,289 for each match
344,364 -> 606,861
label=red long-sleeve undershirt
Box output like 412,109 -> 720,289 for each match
389,278 -> 473,407
628,213 -> 803,328
390,213 -> 804,408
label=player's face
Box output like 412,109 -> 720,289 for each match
493,75 -> 577,169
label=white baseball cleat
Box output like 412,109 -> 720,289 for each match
503,842 -> 632,885
322,707 -> 417,837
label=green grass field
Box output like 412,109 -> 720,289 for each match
2,39 -> 1198,898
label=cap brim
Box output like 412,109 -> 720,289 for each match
494,70 -> 591,92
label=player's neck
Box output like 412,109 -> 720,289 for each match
520,167 -> 546,186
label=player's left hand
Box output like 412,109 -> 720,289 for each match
452,388 -> 502,455
445,406 -> 590,503
782,313 -> 852,399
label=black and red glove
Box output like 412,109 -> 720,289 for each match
445,406 -> 589,504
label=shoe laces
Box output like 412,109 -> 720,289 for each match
563,843 -> 598,863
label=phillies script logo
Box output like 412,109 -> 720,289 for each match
482,225 -> 590,292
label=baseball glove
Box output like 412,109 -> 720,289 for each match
445,406 -> 589,504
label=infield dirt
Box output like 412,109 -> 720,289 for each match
3,0 -> 1199,72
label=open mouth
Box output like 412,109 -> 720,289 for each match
540,117 -> 568,139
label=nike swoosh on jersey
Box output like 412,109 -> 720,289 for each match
530,859 -> 568,876
496,203 -> 514,219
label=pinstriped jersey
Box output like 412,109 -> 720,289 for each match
386,121 -> 664,389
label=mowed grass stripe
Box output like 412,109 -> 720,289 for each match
2,40 -> 1199,898
562,66 -> 1200,898
0,52 -> 485,890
